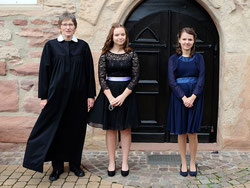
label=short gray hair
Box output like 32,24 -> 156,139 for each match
58,11 -> 77,28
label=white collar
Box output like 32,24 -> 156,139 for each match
57,34 -> 78,42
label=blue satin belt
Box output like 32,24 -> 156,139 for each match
107,77 -> 131,81
176,77 -> 197,84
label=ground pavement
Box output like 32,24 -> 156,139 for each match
0,144 -> 250,188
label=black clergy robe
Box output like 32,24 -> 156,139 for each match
23,38 -> 96,173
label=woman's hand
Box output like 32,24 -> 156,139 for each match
87,98 -> 95,110
40,99 -> 47,109
112,94 -> 126,106
182,94 -> 196,108
112,88 -> 132,107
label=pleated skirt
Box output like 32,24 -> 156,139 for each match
167,82 -> 203,135
88,80 -> 140,130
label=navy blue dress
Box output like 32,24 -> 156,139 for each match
167,53 -> 205,134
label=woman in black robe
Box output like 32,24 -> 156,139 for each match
23,11 -> 96,181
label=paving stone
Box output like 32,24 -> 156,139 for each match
234,185 -> 245,188
14,166 -> 26,173
76,178 -> 88,185
3,179 -> 18,185
12,182 -> 27,188
100,179 -> 112,186
23,170 -> 36,176
27,178 -> 41,185
209,184 -> 221,188
41,176 -> 50,182
87,182 -> 99,188
99,186 -> 111,188
1,170 -> 14,176
62,182 -> 76,187
33,172 -> 45,179
9,172 -> 23,179
228,179 -> 240,185
0,146 -> 250,187
51,179 -> 65,186
0,175 -> 9,181
220,182 -> 233,187
59,172 -> 69,179
37,182 -> 51,187
111,183 -> 123,188
66,175 -> 78,182
18,175 -> 31,182
89,174 -> 101,182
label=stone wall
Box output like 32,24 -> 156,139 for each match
0,0 -> 249,150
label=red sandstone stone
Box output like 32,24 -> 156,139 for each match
33,79 -> 38,91
51,20 -> 58,25
10,63 -> 39,76
28,38 -> 49,48
0,61 -> 6,76
5,42 -> 13,46
29,51 -> 42,58
31,19 -> 49,25
18,27 -> 58,37
21,79 -> 35,91
23,96 -> 41,114
18,27 -> 59,47
0,80 -> 18,112
0,116 -> 37,143
0,20 -> 4,27
9,59 -> 21,65
13,19 -> 28,26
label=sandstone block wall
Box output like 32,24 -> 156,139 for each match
0,0 -> 249,150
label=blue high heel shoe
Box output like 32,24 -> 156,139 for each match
180,164 -> 188,177
189,164 -> 198,177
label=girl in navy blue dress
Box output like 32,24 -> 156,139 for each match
167,27 -> 205,177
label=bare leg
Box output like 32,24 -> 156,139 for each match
188,133 -> 198,171
178,134 -> 187,172
120,128 -> 131,171
106,130 -> 117,171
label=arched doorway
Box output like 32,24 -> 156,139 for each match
125,0 -> 219,143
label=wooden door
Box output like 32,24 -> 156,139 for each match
125,0 -> 219,143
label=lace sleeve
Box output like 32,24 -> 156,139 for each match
127,52 -> 140,90
98,54 -> 109,90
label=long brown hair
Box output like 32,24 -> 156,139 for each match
101,23 -> 132,55
176,27 -> 197,56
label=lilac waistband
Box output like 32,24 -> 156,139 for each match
107,77 -> 131,81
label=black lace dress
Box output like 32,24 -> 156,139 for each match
88,51 -> 140,130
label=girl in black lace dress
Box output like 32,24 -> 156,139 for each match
88,23 -> 140,177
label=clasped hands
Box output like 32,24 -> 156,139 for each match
108,94 -> 126,107
182,94 -> 197,108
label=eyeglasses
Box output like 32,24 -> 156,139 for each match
61,23 -> 75,28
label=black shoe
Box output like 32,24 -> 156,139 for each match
121,169 -> 129,177
189,164 -> 198,177
49,169 -> 64,181
180,164 -> 188,177
107,169 -> 116,177
70,167 -> 85,177
107,163 -> 116,177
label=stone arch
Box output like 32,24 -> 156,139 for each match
111,0 -> 222,144
83,0 -> 250,149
